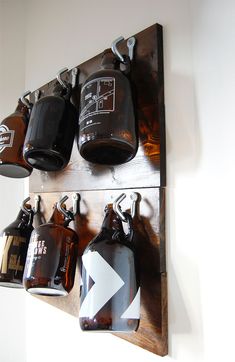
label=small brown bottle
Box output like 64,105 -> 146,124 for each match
0,100 -> 32,178
78,50 -> 137,165
0,205 -> 34,287
79,204 -> 140,332
23,201 -> 78,296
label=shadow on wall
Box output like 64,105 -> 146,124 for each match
165,71 -> 204,358
165,73 -> 201,183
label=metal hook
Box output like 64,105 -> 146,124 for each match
127,36 -> 136,61
56,67 -> 68,89
111,36 -> 125,63
33,195 -> 41,214
20,90 -> 31,108
72,193 -> 81,215
130,192 -> 141,218
71,67 -> 78,89
35,89 -> 41,102
113,193 -> 127,222
57,195 -> 74,220
21,197 -> 31,215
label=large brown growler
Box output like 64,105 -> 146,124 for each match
0,100 -> 32,178
23,200 -> 78,296
78,50 -> 137,165
23,83 -> 77,171
79,204 -> 140,332
0,205 -> 34,287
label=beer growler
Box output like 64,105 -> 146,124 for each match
0,205 -> 34,287
0,100 -> 32,178
78,50 -> 137,165
23,200 -> 78,296
23,82 -> 77,171
79,204 -> 140,332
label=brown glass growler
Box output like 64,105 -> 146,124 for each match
23,83 -> 77,171
0,100 -> 32,178
23,203 -> 78,296
79,204 -> 140,332
78,50 -> 137,165
0,206 -> 34,287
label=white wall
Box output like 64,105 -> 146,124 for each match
0,1 -> 26,362
0,0 -> 235,361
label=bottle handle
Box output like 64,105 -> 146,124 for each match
123,212 -> 134,243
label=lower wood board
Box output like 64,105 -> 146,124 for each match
29,188 -> 167,356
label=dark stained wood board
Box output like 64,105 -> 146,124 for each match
30,188 -> 167,356
29,23 -> 166,193
28,23 -> 167,356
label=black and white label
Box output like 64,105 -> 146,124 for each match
0,125 -> 15,153
79,251 -> 140,319
79,77 -> 115,126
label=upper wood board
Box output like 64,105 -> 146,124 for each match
29,23 -> 166,193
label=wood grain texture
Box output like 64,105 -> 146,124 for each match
30,188 -> 167,356
28,23 -> 167,356
29,23 -> 165,193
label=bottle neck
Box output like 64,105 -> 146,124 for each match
15,99 -> 29,116
49,204 -> 66,225
101,50 -> 118,70
16,206 -> 33,227
102,204 -> 124,232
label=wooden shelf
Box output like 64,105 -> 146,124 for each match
29,23 -> 167,357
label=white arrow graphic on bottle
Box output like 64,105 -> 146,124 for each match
79,251 -> 125,318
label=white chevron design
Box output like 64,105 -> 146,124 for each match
79,251 -> 125,318
121,287 -> 140,319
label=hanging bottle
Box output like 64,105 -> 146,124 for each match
0,96 -> 32,178
0,202 -> 34,287
23,69 -> 77,171
79,203 -> 140,332
78,49 -> 137,165
23,197 -> 78,296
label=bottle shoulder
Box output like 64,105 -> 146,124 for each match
84,229 -> 134,252
35,223 -> 78,241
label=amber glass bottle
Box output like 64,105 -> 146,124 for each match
23,204 -> 78,296
78,50 -> 137,165
79,204 -> 140,332
0,206 -> 34,287
23,84 -> 77,171
0,100 -> 32,178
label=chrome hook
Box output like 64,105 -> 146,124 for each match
113,193 -> 127,222
56,67 -> 68,89
130,192 -> 141,218
21,196 -> 31,215
72,193 -> 81,215
34,89 -> 41,102
71,67 -> 78,89
20,90 -> 31,108
57,195 -> 74,220
111,36 -> 125,63
33,195 -> 41,215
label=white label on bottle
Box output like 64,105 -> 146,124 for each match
0,125 -> 15,153
121,287 -> 140,319
79,251 -> 124,318
79,251 -> 140,320
79,77 -> 115,125
0,235 -> 26,273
